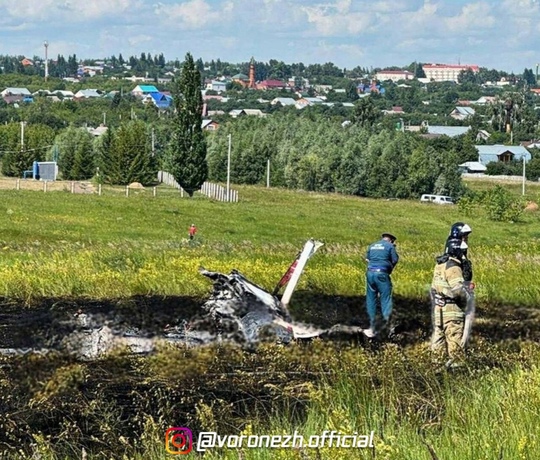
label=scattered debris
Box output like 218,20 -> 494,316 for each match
0,240 -> 366,359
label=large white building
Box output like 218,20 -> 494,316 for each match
423,64 -> 479,82
375,70 -> 414,82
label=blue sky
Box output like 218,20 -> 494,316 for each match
0,0 -> 539,73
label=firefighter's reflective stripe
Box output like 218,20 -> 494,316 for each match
433,304 -> 465,327
432,260 -> 465,300
439,308 -> 465,320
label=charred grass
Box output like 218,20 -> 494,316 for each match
0,294 -> 539,459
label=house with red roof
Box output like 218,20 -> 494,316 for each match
256,79 -> 288,90
423,64 -> 479,82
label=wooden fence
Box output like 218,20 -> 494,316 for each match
157,171 -> 239,202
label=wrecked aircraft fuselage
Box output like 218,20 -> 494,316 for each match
0,239 -> 363,359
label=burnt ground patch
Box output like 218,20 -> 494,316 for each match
0,294 -> 538,458
0,293 -> 536,351
0,295 -> 203,349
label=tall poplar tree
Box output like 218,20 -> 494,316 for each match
165,52 -> 207,197
56,126 -> 95,180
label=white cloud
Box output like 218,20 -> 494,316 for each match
501,0 -> 539,10
445,2 -> 495,32
317,41 -> 366,61
1,0 -> 540,71
301,4 -> 376,36
127,34 -> 154,47
154,0 -> 224,28
1,0 -> 139,21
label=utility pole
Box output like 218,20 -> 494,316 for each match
226,134 -> 232,201
20,121 -> 25,152
522,154 -> 526,196
44,41 -> 49,81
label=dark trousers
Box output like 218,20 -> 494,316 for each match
366,271 -> 393,329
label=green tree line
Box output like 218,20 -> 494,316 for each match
205,112 -> 475,198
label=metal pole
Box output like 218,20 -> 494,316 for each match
44,41 -> 49,81
522,155 -> 526,196
20,121 -> 25,152
267,159 -> 270,188
226,134 -> 231,202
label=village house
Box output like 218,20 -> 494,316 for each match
131,85 -> 159,97
450,106 -> 475,120
202,120 -> 220,131
375,70 -> 414,82
476,145 -> 531,165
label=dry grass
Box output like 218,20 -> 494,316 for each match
0,177 -> 72,192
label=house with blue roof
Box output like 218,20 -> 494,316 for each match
131,85 -> 160,97
143,92 -> 172,109
476,145 -> 531,165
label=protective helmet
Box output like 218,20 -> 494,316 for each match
446,238 -> 468,260
449,222 -> 472,239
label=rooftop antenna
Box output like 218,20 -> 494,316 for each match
44,40 -> 49,81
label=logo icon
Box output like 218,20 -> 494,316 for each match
165,427 -> 193,455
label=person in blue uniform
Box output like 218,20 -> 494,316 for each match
364,233 -> 399,338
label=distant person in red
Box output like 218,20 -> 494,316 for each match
189,224 -> 197,240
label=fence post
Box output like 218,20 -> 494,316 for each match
71,181 -> 75,194
153,187 -> 156,197
16,179 -> 20,191
126,186 -> 129,197
98,184 -> 102,196
43,181 -> 47,193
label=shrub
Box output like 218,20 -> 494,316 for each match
482,185 -> 525,222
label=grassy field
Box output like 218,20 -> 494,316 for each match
0,177 -> 539,459
0,178 -> 539,305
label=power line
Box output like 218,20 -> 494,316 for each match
0,144 -> 55,155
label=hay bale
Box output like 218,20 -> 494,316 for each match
128,182 -> 145,189
525,201 -> 539,212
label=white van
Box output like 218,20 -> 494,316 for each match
420,194 -> 454,205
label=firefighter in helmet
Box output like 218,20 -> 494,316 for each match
431,239 -> 471,367
445,222 -> 472,281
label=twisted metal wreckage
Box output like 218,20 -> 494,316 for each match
0,240 -> 354,359
0,239 -> 476,359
